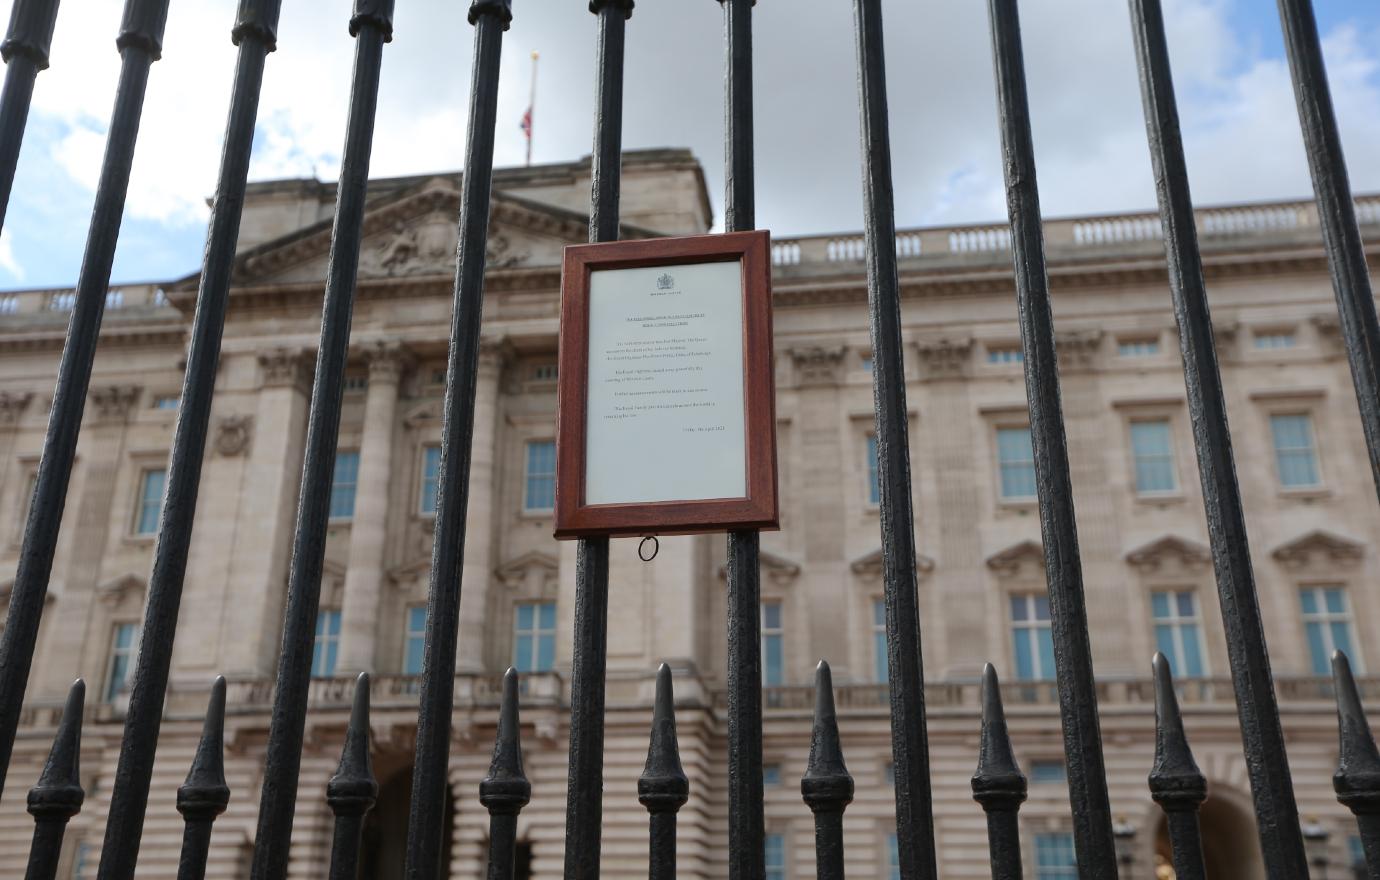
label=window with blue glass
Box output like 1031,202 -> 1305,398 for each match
134,468 -> 165,535
403,606 -> 427,675
762,601 -> 784,686
329,451 -> 359,519
1270,413 -> 1321,488
105,622 -> 140,701
1301,586 -> 1359,675
765,833 -> 786,880
1152,590 -> 1206,677
1029,760 -> 1067,784
988,345 -> 1023,364
1130,419 -> 1177,494
1350,835 -> 1366,875
419,446 -> 441,515
1254,330 -> 1296,349
887,833 -> 900,880
996,427 -> 1037,499
1036,833 -> 1077,879
524,440 -> 556,511
1118,339 -> 1159,357
312,610 -> 341,678
762,764 -> 782,786
873,598 -> 888,683
866,435 -> 880,505
514,601 -> 556,673
1011,594 -> 1055,681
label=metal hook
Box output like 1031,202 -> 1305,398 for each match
638,535 -> 659,562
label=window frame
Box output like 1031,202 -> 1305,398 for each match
1150,589 -> 1209,678
418,444 -> 441,517
761,600 -> 785,687
994,425 -> 1037,503
312,609 -> 342,679
105,621 -> 141,702
512,600 -> 557,673
1268,411 -> 1323,491
865,434 -> 880,507
328,450 -> 360,522
522,439 -> 557,514
1009,593 -> 1055,681
403,605 -> 427,676
1128,418 -> 1179,497
872,597 -> 888,683
1300,584 -> 1362,675
132,466 -> 167,537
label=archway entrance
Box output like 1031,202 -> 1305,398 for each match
1153,788 -> 1264,879
358,754 -> 456,880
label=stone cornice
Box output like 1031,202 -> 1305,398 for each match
89,385 -> 141,424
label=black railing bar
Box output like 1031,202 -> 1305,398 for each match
326,674 -> 377,880
985,1 -> 1118,875
850,1 -> 940,876
718,1 -> 766,877
0,0 -> 168,806
23,679 -> 83,880
562,1 -> 628,877
641,664 -> 689,880
248,5 -> 393,878
481,668 -> 530,880
175,677 -> 230,880
1127,0 -> 1310,873
801,661 -> 853,880
1275,0 -> 1380,506
0,0 -> 60,233
971,665 -> 1027,880
1331,651 -> 1380,877
1149,654 -> 1208,880
96,5 -> 280,875
403,1 -> 511,876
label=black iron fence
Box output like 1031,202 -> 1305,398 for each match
0,0 -> 1374,877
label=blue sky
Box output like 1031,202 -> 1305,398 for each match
0,0 -> 1376,292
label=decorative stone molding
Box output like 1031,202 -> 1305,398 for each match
1271,529 -> 1365,569
1055,329 -> 1103,372
788,346 -> 848,388
985,539 -> 1044,580
495,550 -> 559,594
360,340 -> 412,384
89,385 -> 141,423
851,547 -> 934,582
478,336 -> 514,382
258,347 -> 313,392
915,337 -> 972,381
97,572 -> 145,608
717,549 -> 801,586
387,556 -> 434,591
0,391 -> 31,425
1125,535 -> 1212,574
1310,313 -> 1343,355
214,414 -> 254,457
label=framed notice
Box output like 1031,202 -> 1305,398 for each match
554,230 -> 778,538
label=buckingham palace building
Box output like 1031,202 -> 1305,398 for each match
0,148 -> 1376,878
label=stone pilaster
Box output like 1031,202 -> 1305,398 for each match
220,350 -> 312,676
457,338 -> 509,672
337,343 -> 408,675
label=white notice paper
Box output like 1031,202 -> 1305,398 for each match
585,260 -> 747,505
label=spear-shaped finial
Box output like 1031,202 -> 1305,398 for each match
27,679 -> 85,822
1148,653 -> 1207,811
1332,650 -> 1380,814
971,664 -> 1026,812
326,674 -> 377,819
801,661 -> 853,814
639,664 -> 689,815
480,668 -> 531,816
178,677 -> 230,822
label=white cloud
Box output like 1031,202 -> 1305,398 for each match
14,0 -> 1380,245
0,229 -> 23,281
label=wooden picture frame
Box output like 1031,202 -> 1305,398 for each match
554,230 -> 779,538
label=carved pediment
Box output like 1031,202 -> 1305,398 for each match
1055,329 -> 1103,371
915,337 -> 972,381
97,572 -> 146,607
0,579 -> 56,608
1272,530 -> 1365,569
1125,535 -> 1212,574
387,556 -> 434,588
717,549 -> 801,585
495,551 -> 559,592
986,540 -> 1044,579
850,547 -> 934,581
229,181 -> 637,286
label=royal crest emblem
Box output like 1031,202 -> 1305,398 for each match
656,273 -> 675,290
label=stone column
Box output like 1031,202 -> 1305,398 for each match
221,349 -> 312,676
457,338 -> 508,672
337,343 -> 407,675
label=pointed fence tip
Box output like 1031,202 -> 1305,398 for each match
972,663 -> 1025,813
326,673 -> 377,819
1331,649 -> 1380,813
178,675 -> 231,820
481,667 -> 531,816
801,659 -> 853,815
1149,652 -> 1207,812
28,679 -> 86,820
639,662 -> 688,815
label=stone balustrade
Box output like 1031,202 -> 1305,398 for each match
0,283 -> 169,316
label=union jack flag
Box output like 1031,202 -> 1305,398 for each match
520,107 -> 533,139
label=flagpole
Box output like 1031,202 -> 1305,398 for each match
526,50 -> 539,166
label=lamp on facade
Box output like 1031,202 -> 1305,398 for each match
1113,816 -> 1137,869
1302,817 -> 1331,880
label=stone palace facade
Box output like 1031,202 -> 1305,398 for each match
0,148 -> 1376,878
